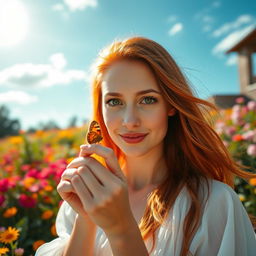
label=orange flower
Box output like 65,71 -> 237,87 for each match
3,207 -> 17,218
33,240 -> 45,251
232,134 -> 243,142
23,177 -> 36,189
51,224 -> 57,236
31,193 -> 38,200
0,227 -> 19,244
41,210 -> 54,220
44,185 -> 53,192
249,178 -> 256,186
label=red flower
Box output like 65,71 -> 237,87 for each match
0,178 -> 9,192
0,194 -> 5,207
18,194 -> 37,208
232,134 -> 244,142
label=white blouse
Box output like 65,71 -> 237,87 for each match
35,179 -> 256,256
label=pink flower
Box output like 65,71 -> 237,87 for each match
247,144 -> 256,156
0,194 -> 5,207
225,126 -> 236,136
0,178 -> 9,192
247,101 -> 256,111
18,194 -> 37,208
242,130 -> 256,141
232,104 -> 241,112
21,164 -> 31,172
25,168 -> 40,179
236,97 -> 245,104
14,248 -> 24,256
231,111 -> 242,125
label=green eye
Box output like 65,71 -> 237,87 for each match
106,98 -> 121,106
142,96 -> 157,104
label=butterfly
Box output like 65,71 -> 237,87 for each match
86,120 -> 103,144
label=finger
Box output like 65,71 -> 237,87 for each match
67,156 -> 118,187
61,168 -> 78,181
79,144 -> 125,181
71,174 -> 93,212
57,180 -> 76,194
77,165 -> 104,194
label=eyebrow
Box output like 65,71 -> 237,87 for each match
104,89 -> 161,97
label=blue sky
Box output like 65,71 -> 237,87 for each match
0,0 -> 255,131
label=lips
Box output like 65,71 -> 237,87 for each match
120,133 -> 148,144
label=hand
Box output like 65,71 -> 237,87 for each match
57,167 -> 91,219
66,144 -> 134,236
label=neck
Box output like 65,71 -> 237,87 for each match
122,143 -> 168,192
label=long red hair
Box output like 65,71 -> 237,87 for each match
88,36 -> 256,255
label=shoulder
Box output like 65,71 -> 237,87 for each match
202,179 -> 243,214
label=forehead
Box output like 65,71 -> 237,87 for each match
101,60 -> 159,94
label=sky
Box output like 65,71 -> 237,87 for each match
0,0 -> 255,131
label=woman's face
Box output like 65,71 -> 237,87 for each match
101,60 -> 175,158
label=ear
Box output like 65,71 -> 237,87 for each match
168,107 -> 176,116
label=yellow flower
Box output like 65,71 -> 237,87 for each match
9,136 -> 23,145
41,210 -> 54,220
0,247 -> 9,255
0,227 -> 20,244
33,240 -> 45,251
51,224 -> 57,236
3,207 -> 17,218
238,194 -> 246,202
249,178 -> 256,186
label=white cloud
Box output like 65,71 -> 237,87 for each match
0,53 -> 88,89
50,53 -> 67,69
212,25 -> 255,56
168,23 -> 183,36
226,55 -> 237,66
212,14 -> 255,37
0,90 -> 38,104
63,0 -> 97,11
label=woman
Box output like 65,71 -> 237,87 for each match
36,36 -> 256,256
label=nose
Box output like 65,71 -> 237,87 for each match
122,105 -> 140,129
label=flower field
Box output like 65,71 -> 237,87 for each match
0,126 -> 87,255
1,97 -> 256,255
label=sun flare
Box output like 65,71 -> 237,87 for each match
0,0 -> 29,47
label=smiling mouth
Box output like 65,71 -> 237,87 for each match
120,134 -> 148,144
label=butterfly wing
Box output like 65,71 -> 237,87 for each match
86,120 -> 103,144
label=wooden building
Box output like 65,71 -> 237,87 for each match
207,26 -> 256,109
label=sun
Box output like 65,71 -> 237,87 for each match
0,0 -> 29,47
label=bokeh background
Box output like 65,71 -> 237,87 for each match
0,0 -> 256,255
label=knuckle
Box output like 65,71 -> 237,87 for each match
77,166 -> 88,175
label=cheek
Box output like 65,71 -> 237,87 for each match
103,111 -> 119,134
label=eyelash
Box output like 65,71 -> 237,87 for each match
105,96 -> 158,107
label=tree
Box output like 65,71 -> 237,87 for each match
0,105 -> 21,138
67,115 -> 78,128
